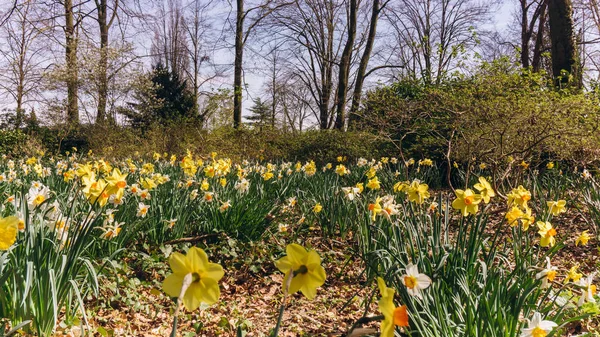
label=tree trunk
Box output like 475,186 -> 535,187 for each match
334,0 -> 357,130
97,0 -> 108,124
532,0 -> 547,72
520,0 -> 530,68
65,0 -> 79,126
349,0 -> 381,128
233,0 -> 244,129
548,0 -> 578,87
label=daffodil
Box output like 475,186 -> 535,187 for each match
137,202 -> 149,217
452,189 -> 482,216
535,257 -> 557,288
162,247 -> 224,310
366,176 -> 381,190
275,244 -> 326,300
576,230 -> 590,246
577,273 -> 597,307
369,197 -> 383,221
393,181 -> 409,193
406,180 -> 430,204
547,200 -> 566,216
377,277 -> 409,337
520,312 -> 557,337
0,216 -> 19,250
564,265 -> 583,284
505,206 -> 535,230
335,164 -> 348,176
507,186 -> 531,210
313,203 -> 323,214
401,264 -> 431,299
105,168 -> 128,197
474,176 -> 495,203
537,221 -> 557,247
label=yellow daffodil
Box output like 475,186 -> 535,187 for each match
0,216 -> 19,250
275,244 -> 326,300
576,230 -> 590,246
335,164 -> 348,176
369,197 -> 383,221
452,189 -> 482,216
313,203 -> 323,214
366,176 -> 381,190
474,176 -> 495,203
547,200 -> 566,216
507,185 -> 532,210
564,265 -> 582,284
366,167 -> 377,178
505,206 -> 535,230
162,247 -> 224,310
393,181 -> 409,193
105,168 -> 128,197
377,277 -> 409,337
406,181 -> 430,204
537,221 -> 557,247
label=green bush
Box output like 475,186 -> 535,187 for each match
356,59 -> 600,167
0,129 -> 28,156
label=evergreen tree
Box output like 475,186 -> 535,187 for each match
245,98 -> 271,130
122,63 -> 195,130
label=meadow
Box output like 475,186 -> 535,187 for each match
0,152 -> 598,336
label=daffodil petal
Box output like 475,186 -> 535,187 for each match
168,252 -> 189,276
162,274 -> 184,297
188,246 -> 209,272
202,262 -> 224,281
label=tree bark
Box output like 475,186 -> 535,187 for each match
233,0 -> 244,129
520,0 -> 530,68
334,0 -> 357,130
96,0 -> 109,124
65,0 -> 79,126
532,0 -> 547,72
548,0 -> 578,87
349,0 -> 383,128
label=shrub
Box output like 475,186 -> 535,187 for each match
356,59 -> 600,169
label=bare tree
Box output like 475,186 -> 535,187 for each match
271,0 -> 346,129
93,0 -> 119,124
0,1 -> 47,128
348,0 -> 390,127
64,0 -> 80,125
183,0 -> 226,124
386,0 -> 499,84
333,0 -> 357,130
518,0 -> 547,69
151,0 -> 190,79
231,0 -> 292,129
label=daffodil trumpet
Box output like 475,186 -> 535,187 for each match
170,273 -> 194,337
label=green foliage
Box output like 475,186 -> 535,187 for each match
245,98 -> 272,129
357,59 -> 600,169
121,63 -> 196,131
0,130 -> 28,156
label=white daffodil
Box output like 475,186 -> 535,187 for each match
535,257 -> 558,289
520,312 -> 557,337
401,263 -> 432,299
578,273 -> 597,307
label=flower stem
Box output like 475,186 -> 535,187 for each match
272,271 -> 294,337
170,273 -> 193,337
